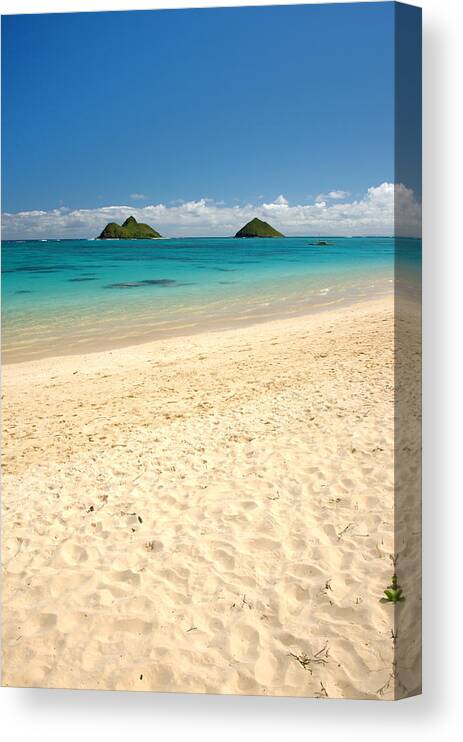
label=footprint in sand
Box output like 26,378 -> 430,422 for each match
254,650 -> 282,686
230,624 -> 260,662
213,549 -> 235,569
56,542 -> 89,566
22,612 -> 57,637
113,618 -> 154,635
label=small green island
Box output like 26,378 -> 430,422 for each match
234,218 -> 284,238
98,216 -> 162,240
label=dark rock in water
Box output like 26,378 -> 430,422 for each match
234,218 -> 284,238
308,240 -> 334,246
12,264 -> 70,272
98,216 -> 162,240
105,279 -> 177,289
68,277 -> 97,282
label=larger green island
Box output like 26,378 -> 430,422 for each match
234,218 -> 284,238
98,216 -> 162,239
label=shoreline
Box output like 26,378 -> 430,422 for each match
3,287 -> 393,367
4,294 -> 390,374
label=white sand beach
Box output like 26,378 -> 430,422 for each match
1,297 -> 421,698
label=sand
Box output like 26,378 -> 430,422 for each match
1,296 -> 421,698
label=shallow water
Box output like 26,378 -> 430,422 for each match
1,236 -> 421,363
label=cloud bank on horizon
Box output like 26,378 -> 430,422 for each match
1,183 -> 421,240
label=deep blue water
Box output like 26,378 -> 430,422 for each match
1,236 -> 421,362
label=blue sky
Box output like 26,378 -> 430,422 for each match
1,3 -> 421,238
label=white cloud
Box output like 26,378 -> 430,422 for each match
315,189 -> 350,202
129,193 -> 147,200
1,183 -> 421,239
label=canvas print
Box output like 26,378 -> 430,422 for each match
1,2 -> 422,699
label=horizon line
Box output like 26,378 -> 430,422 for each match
2,234 -> 421,241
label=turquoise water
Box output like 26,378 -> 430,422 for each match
1,237 -> 420,363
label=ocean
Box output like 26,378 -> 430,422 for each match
1,236 -> 421,363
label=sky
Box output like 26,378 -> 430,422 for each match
1,3 -> 421,238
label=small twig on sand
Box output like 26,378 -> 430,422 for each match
232,594 -> 253,610
289,642 -> 329,675
87,494 -> 108,514
337,523 -> 353,541
314,680 -> 329,698
319,579 -> 333,597
376,660 -> 408,697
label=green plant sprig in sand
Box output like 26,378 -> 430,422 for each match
381,574 -> 405,603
